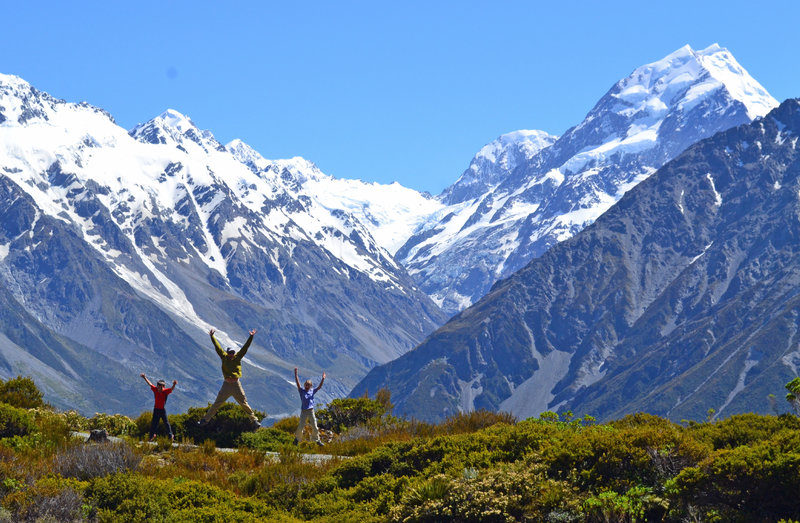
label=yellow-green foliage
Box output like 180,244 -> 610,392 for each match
169,403 -> 267,448
0,376 -> 44,409
1,476 -> 88,522
88,412 -> 137,437
238,427 -> 295,452
0,403 -> 34,440
316,397 -> 388,432
2,405 -> 800,521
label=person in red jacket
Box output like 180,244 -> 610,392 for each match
141,373 -> 177,441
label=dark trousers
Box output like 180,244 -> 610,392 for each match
150,408 -> 172,437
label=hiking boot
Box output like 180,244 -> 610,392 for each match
292,438 -> 299,446
316,440 -> 324,447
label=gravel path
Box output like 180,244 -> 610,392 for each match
70,431 -> 344,464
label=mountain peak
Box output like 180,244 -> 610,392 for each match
130,108 -> 224,152
611,44 -> 776,122
440,129 -> 558,204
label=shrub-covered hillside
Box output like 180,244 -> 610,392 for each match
1,375 -> 800,522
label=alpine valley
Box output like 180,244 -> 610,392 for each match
0,43 -> 791,424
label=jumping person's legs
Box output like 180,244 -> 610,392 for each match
150,408 -> 162,438
308,408 -> 321,443
162,411 -> 173,439
200,381 -> 235,423
295,408 -> 311,441
151,408 -> 172,439
230,381 -> 259,424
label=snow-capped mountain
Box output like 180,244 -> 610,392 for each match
399,44 -> 778,314
226,140 -> 444,255
0,73 -> 446,415
354,98 -> 800,423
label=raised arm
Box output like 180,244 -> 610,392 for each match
140,373 -> 155,388
238,328 -> 257,358
294,367 -> 302,391
209,328 -> 225,358
172,380 -> 177,390
314,371 -> 326,393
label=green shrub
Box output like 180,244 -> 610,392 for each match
317,397 -> 387,432
0,403 -> 34,439
0,376 -> 45,409
389,461 -> 583,522
85,473 -> 284,521
238,427 -> 294,452
170,403 -> 265,448
687,413 -> 800,450
666,433 -> 800,522
54,440 -> 142,480
272,415 -> 299,434
1,476 -> 89,522
85,472 -> 169,521
583,485 -> 667,523
61,409 -> 89,431
437,409 -> 516,434
0,410 -> 72,456
134,410 -> 153,438
88,412 -> 137,437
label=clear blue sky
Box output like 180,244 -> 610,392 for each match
2,1 -> 797,194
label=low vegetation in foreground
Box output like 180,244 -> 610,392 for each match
1,375 -> 800,522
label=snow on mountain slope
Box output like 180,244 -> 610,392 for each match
399,44 -> 778,314
0,72 -> 446,414
226,140 -> 444,255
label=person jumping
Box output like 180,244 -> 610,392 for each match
294,367 -> 325,446
198,328 -> 261,428
140,373 -> 177,441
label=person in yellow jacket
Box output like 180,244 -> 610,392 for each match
198,328 -> 261,428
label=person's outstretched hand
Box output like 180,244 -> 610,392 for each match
322,372 -> 326,379
140,373 -> 145,378
172,380 -> 178,386
249,329 -> 257,336
209,328 -> 215,336
294,367 -> 298,374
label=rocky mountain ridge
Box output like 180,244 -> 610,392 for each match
353,98 -> 800,423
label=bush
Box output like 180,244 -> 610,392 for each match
172,403 -> 266,448
61,409 -> 89,431
687,413 -> 800,450
85,472 -> 169,521
437,409 -> 517,434
88,412 -> 137,437
272,416 -> 300,434
54,440 -> 142,480
0,403 -> 34,439
1,477 -> 88,522
238,427 -> 295,452
317,397 -> 387,432
86,473 -> 281,521
0,376 -> 45,409
389,461 -> 583,522
667,433 -> 800,521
